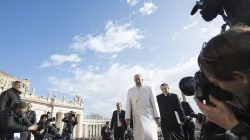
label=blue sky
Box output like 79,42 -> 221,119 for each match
0,0 -> 225,117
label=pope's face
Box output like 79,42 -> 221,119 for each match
134,75 -> 143,86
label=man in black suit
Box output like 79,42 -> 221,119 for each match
157,83 -> 185,140
111,102 -> 127,140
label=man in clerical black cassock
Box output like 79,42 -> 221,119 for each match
157,83 -> 185,140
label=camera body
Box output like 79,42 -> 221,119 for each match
191,0 -> 230,33
179,70 -> 234,103
189,113 -> 204,123
69,111 -> 76,118
46,112 -> 56,122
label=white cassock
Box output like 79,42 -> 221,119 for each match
125,85 -> 160,140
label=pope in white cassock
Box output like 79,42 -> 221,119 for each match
125,74 -> 161,140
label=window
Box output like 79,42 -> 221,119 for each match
10,81 -> 14,86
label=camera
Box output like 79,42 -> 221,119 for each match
189,113 -> 204,123
69,111 -> 76,118
46,112 -> 56,122
47,117 -> 56,122
179,70 -> 234,103
190,0 -> 230,33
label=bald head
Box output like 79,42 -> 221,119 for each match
134,74 -> 143,87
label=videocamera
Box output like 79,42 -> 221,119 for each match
69,111 -> 76,118
189,113 -> 204,123
179,70 -> 234,103
46,112 -> 56,122
190,0 -> 230,33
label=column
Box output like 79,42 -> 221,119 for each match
100,125 -> 102,137
76,114 -> 83,138
61,113 -> 65,133
94,125 -> 97,137
90,125 -> 92,138
55,112 -> 63,133
88,125 -> 90,138
96,124 -> 99,137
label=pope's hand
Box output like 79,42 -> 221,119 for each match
155,117 -> 160,127
194,95 -> 239,130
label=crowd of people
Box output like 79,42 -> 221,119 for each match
0,81 -> 78,140
99,74 -> 197,140
101,28 -> 250,140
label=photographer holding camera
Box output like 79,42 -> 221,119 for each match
61,111 -> 78,140
34,114 -> 58,140
195,25 -> 250,139
0,101 -> 37,140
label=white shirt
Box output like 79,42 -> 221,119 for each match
117,110 -> 122,127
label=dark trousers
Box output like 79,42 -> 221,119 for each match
114,126 -> 124,140
161,126 -> 185,140
20,131 -> 28,140
62,132 -> 72,140
183,121 -> 195,140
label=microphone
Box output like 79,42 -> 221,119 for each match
191,4 -> 199,15
190,1 -> 204,15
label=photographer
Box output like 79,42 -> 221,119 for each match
199,0 -> 250,26
34,114 -> 58,140
61,112 -> 78,140
196,25 -> 250,139
0,101 -> 37,139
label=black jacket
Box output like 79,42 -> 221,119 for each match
0,108 -> 28,139
101,125 -> 112,140
0,88 -> 21,113
62,117 -> 78,134
200,0 -> 250,26
110,110 -> 127,130
157,93 -> 185,131
26,110 -> 36,125
34,121 -> 58,140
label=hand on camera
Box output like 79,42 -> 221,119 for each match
38,129 -> 44,134
194,95 -> 239,130
28,124 -> 37,131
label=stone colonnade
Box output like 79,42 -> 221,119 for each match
82,119 -> 110,138
83,123 -> 104,138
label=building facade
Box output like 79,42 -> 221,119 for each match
0,70 -> 109,139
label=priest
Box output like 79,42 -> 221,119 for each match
125,74 -> 160,140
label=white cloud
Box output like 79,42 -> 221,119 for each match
200,28 -> 208,33
40,54 -> 82,68
70,21 -> 145,53
139,2 -> 158,15
111,54 -> 118,59
200,24 -> 221,39
172,32 -> 180,40
127,0 -> 139,6
47,56 -> 200,117
88,65 -> 100,71
183,21 -> 198,30
70,63 -> 77,68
